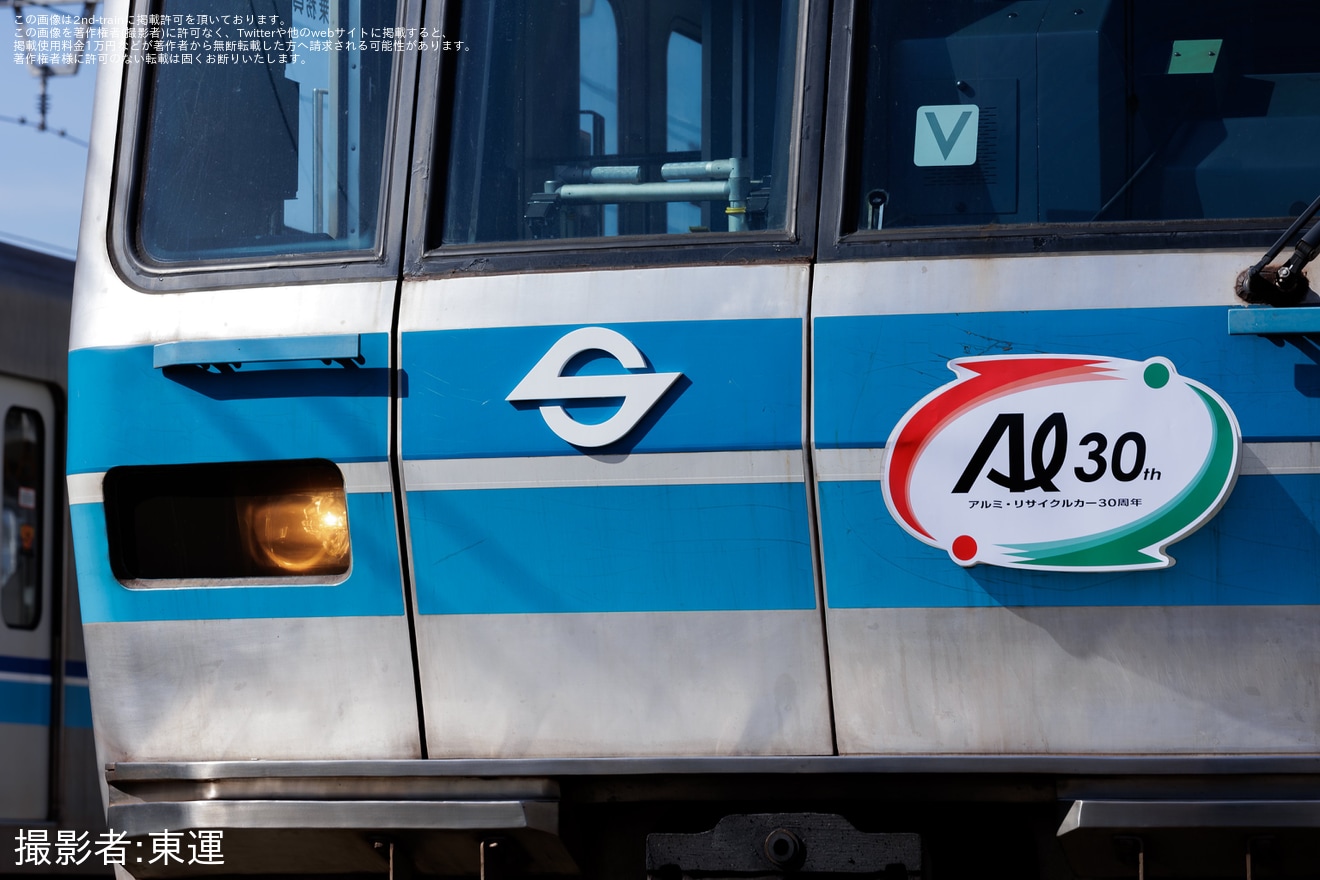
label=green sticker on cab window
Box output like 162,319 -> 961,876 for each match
1168,39 -> 1222,75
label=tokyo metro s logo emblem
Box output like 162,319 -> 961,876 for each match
507,326 -> 682,448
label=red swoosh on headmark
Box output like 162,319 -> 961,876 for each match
886,357 -> 1115,539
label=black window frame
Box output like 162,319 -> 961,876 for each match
107,0 -> 420,293
2,405 -> 46,631
816,0 -> 1315,264
405,0 -> 829,280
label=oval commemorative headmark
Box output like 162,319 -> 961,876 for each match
881,355 -> 1241,571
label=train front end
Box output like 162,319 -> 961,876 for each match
69,0 -> 1320,877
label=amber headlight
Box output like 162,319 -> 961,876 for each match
104,460 -> 351,583
243,491 -> 350,574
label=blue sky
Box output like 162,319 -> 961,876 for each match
2,10 -> 99,259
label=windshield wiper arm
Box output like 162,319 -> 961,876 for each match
1239,193 -> 1320,305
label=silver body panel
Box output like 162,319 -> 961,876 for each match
399,264 -> 810,328
811,251 -> 1255,318
828,605 -> 1320,755
84,617 -> 419,762
0,724 -> 50,819
417,611 -> 833,758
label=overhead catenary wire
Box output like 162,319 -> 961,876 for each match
7,0 -> 100,131
0,112 -> 89,147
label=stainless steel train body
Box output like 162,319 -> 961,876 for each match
69,0 -> 1320,877
1,242 -> 106,873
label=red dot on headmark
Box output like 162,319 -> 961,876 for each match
952,535 -> 977,562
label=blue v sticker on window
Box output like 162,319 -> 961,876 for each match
914,105 -> 979,167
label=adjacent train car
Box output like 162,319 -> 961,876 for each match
1,241 -> 106,875
69,0 -> 1320,877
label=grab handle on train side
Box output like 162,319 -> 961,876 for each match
152,334 -> 363,371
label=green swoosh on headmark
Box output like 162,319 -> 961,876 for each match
1002,387 -> 1237,569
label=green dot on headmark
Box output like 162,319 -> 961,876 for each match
1144,362 -> 1170,389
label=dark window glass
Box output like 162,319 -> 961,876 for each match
848,0 -> 1320,232
438,0 -> 800,244
135,0 -> 399,262
103,460 -> 350,583
2,408 -> 44,630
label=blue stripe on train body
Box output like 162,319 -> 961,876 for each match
63,683 -> 93,729
411,482 -> 816,615
0,654 -> 52,727
402,318 -> 814,615
0,655 -> 50,676
0,679 -> 51,727
814,305 -> 1320,608
69,319 -> 813,621
0,682 -> 91,728
67,333 -> 392,474
819,474 -> 1320,608
0,658 -> 92,728
401,319 -> 803,459
67,332 -> 403,624
814,307 -> 1320,447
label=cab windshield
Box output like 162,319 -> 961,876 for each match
133,0 -> 399,262
847,0 -> 1320,232
436,0 -> 801,244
